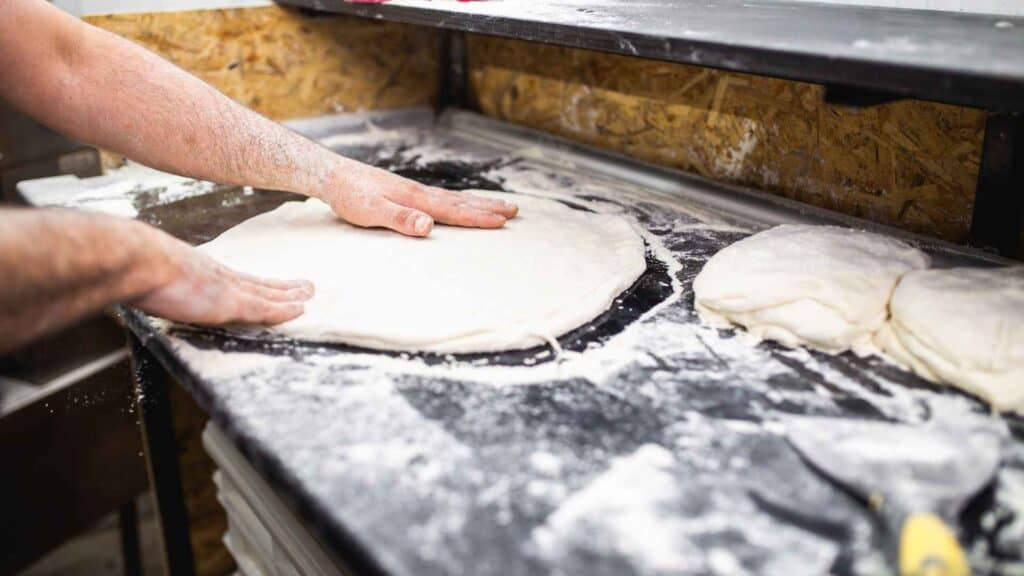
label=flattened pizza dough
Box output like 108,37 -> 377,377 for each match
693,224 -> 929,355
876,266 -> 1024,413
199,191 -> 646,353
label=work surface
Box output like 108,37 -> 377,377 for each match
20,109 -> 1024,575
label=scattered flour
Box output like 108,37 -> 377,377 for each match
20,161 -> 220,217
531,445 -> 696,574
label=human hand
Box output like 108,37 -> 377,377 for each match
322,162 -> 519,237
134,234 -> 314,325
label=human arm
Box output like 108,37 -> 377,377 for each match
0,0 -> 517,237
0,208 -> 312,354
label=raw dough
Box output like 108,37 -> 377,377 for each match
693,224 -> 929,355
876,266 -> 1024,413
199,191 -> 646,353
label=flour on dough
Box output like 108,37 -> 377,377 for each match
693,224 -> 929,355
876,266 -> 1024,414
198,190 -> 646,353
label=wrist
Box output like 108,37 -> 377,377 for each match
311,155 -> 366,203
121,219 -> 183,297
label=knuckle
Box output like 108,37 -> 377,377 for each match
404,181 -> 426,197
394,208 -> 418,228
222,298 -> 245,323
256,300 -> 274,319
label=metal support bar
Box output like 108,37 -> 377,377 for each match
437,30 -> 467,112
824,84 -> 904,108
130,335 -> 196,576
970,112 -> 1023,258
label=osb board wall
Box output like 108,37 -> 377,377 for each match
83,6 -> 437,169
467,36 -> 986,243
85,6 -> 439,120
169,382 -> 234,576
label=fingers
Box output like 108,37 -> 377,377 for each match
327,166 -> 518,234
342,192 -> 435,237
219,265 -> 314,324
392,186 -> 518,229
222,277 -> 309,325
454,190 -> 519,218
230,293 -> 307,325
230,270 -> 315,300
434,203 -> 509,228
138,242 -> 314,326
236,276 -> 314,303
378,200 -> 434,237
234,271 -> 314,295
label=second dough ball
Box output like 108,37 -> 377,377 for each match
693,224 -> 929,355
876,266 -> 1024,413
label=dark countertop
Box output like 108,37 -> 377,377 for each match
280,0 -> 1024,111
20,109 -> 1024,576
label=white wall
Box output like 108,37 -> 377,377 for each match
53,0 -> 271,17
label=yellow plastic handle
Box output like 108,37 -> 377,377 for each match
899,513 -> 970,576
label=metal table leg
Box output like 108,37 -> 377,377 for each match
129,334 -> 196,576
119,499 -> 143,576
970,112 -> 1023,258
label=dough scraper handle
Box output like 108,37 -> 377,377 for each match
899,512 -> 970,576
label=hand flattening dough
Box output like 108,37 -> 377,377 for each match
198,191 -> 646,353
876,266 -> 1024,413
693,224 -> 930,356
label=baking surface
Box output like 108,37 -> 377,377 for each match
21,109 -> 1024,575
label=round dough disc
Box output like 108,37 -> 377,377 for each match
198,191 -> 646,353
693,224 -> 930,355
876,266 -> 1024,413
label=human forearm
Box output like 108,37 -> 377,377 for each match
0,0 -> 518,238
0,208 -> 173,353
0,207 -> 314,354
0,0 -> 342,196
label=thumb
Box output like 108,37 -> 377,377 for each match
369,198 -> 434,237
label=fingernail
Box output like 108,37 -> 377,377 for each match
414,215 -> 431,234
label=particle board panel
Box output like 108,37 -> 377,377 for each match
85,6 -> 439,120
467,35 -> 986,243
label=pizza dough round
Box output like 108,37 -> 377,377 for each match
876,266 -> 1024,413
199,191 -> 646,353
693,224 -> 930,355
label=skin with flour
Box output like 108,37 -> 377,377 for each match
0,0 -> 517,353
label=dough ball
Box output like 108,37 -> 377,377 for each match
876,266 -> 1024,413
693,224 -> 930,355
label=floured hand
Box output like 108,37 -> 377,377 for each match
321,162 -> 519,237
134,235 -> 314,325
